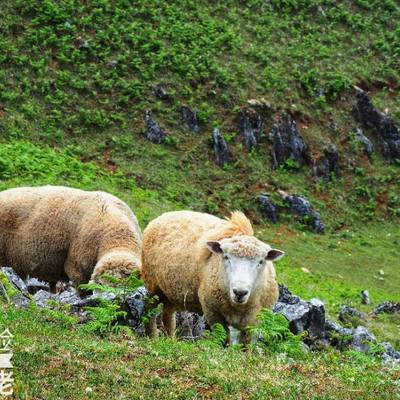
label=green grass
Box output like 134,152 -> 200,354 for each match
1,306 -> 399,400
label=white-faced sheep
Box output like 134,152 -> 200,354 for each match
0,186 -> 142,292
141,210 -> 284,343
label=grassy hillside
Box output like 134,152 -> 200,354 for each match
0,0 -> 399,398
1,0 -> 399,226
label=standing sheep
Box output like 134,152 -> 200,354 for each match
141,210 -> 284,343
0,186 -> 142,291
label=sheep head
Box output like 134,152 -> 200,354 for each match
207,236 -> 284,306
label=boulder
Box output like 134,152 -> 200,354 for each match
212,128 -> 229,167
181,105 -> 199,133
353,87 -> 400,162
269,114 -> 310,169
237,107 -> 263,150
258,194 -> 278,223
144,110 -> 167,144
278,190 -> 325,233
273,285 -> 326,341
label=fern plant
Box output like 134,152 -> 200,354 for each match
79,271 -> 144,335
249,309 -> 305,357
203,323 -> 228,347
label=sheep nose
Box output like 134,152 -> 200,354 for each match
233,289 -> 249,301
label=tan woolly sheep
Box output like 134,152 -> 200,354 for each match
141,210 -> 284,343
0,186 -> 142,292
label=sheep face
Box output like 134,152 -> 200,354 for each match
207,236 -> 284,306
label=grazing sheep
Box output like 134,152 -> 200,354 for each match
0,186 -> 142,292
141,210 -> 284,343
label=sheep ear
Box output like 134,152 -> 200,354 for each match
206,241 -> 223,254
265,249 -> 285,261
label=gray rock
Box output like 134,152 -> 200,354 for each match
373,301 -> 400,315
338,305 -> 366,324
10,293 -> 30,308
55,286 -> 81,306
26,278 -> 50,294
312,144 -> 339,182
353,87 -> 400,162
33,290 -> 53,308
258,194 -> 278,223
354,127 -> 373,157
279,191 -> 325,233
1,267 -> 29,295
212,128 -> 229,167
269,114 -> 310,169
145,110 -> 167,144
154,85 -> 168,100
273,285 -> 326,341
361,290 -> 371,305
125,286 -> 148,328
325,319 -> 353,337
181,105 -> 199,133
351,326 -> 377,353
380,342 -> 400,365
70,291 -> 117,310
176,311 -> 206,339
277,284 -> 300,305
237,107 -> 262,150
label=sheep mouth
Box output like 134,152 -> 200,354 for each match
230,297 -> 248,306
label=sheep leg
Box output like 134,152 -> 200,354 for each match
144,290 -> 162,338
238,329 -> 252,345
146,315 -> 159,338
161,302 -> 176,338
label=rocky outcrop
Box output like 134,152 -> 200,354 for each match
181,105 -> 199,133
353,87 -> 400,162
312,144 -> 339,182
269,114 -> 310,169
237,107 -> 263,150
258,194 -> 278,223
278,190 -> 325,233
276,284 -> 400,364
212,128 -> 229,167
145,111 -> 167,144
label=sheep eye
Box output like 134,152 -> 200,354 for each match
223,255 -> 229,261
258,260 -> 264,266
